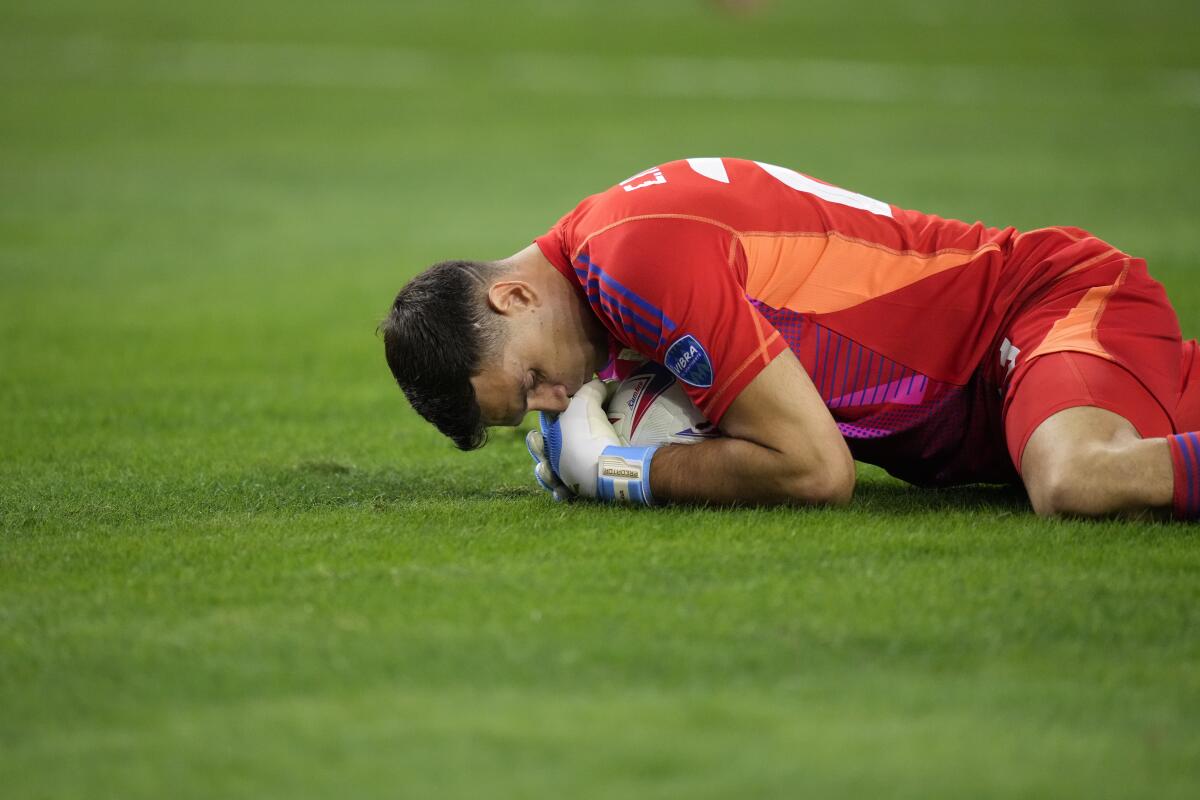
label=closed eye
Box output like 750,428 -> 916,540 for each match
516,371 -> 536,418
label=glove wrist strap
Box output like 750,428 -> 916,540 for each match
597,445 -> 659,506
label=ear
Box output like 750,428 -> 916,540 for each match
485,279 -> 540,316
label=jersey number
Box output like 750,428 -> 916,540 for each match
685,157 -> 893,218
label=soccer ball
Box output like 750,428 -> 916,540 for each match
606,362 -> 719,446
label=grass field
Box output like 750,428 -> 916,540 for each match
2,1 -> 1199,797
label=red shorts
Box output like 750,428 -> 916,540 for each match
1000,249 -> 1199,473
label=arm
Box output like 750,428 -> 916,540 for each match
649,348 -> 855,506
535,215 -> 853,506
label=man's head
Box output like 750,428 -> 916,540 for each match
381,246 -> 609,449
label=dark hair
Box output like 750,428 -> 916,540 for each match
380,260 -> 508,450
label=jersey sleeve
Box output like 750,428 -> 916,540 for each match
576,217 -> 787,424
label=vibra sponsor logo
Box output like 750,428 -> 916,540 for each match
664,334 -> 714,388
673,345 -> 698,374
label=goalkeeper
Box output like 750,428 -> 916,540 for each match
381,158 -> 1200,519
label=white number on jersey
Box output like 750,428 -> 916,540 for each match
685,157 -> 893,218
621,166 -> 667,193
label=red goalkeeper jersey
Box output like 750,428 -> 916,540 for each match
534,157 -> 1130,486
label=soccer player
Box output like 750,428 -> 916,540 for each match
381,157 -> 1200,519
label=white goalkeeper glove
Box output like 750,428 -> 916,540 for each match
525,379 -> 659,505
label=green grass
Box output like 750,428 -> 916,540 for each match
2,1 -> 1199,797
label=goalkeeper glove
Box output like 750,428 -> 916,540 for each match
524,379 -> 659,505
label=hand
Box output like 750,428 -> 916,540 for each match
526,428 -> 573,503
525,379 -> 659,505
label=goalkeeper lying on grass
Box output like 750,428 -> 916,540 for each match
382,157 -> 1200,519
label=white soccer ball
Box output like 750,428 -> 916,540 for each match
606,362 -> 719,446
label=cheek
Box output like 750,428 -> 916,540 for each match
548,336 -> 574,372
471,373 -> 510,421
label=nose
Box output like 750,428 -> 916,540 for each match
527,383 -> 569,414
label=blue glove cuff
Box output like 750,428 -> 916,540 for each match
596,445 -> 659,506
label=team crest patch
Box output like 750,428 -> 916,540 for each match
664,334 -> 713,388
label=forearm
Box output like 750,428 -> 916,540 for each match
648,436 -> 855,506
525,351 -> 856,507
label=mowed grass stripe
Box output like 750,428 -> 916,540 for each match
2,35 -> 1198,107
4,682 -> 1198,799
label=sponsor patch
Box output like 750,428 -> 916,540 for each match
664,334 -> 714,388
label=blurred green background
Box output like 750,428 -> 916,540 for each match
2,2 -> 1198,798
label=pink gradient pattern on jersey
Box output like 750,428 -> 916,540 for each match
747,298 -> 966,441
827,374 -> 930,409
